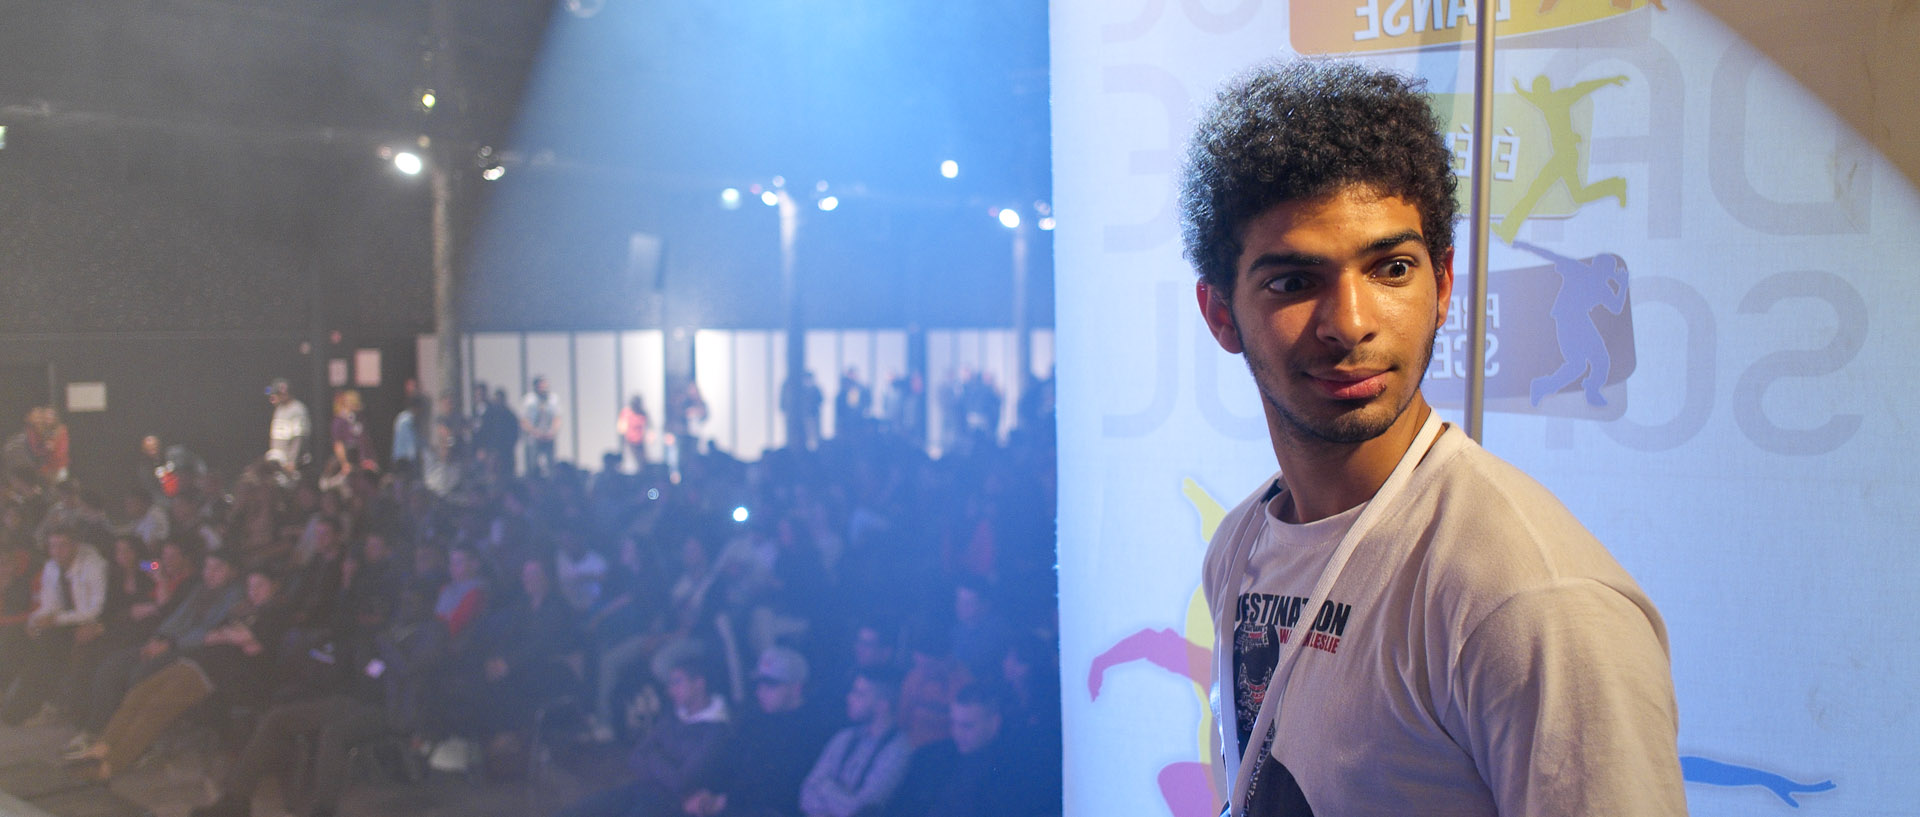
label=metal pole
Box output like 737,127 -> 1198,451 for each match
1464,0 -> 1497,443
428,0 -> 462,417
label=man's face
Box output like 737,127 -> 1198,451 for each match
853,627 -> 891,667
141,436 -> 161,458
203,556 -> 235,588
950,702 -> 1001,755
667,668 -> 708,712
534,378 -> 549,397
1198,185 -> 1452,447
47,534 -> 76,568
756,679 -> 802,714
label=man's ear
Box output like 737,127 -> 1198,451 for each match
1433,246 -> 1456,331
1196,282 -> 1244,354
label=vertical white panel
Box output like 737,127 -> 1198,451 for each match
574,332 -> 620,472
694,331 -> 735,457
982,330 -> 1015,439
804,330 -> 839,442
523,333 -> 573,464
769,332 -> 788,452
1031,329 -> 1055,380
735,331 -> 772,460
926,330 -> 955,457
620,331 -> 667,463
841,330 -> 874,426
470,333 -> 523,411
874,331 -> 909,388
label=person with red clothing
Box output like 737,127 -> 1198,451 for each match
434,546 -> 487,640
617,396 -> 650,469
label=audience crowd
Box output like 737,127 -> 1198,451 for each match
0,377 -> 1061,817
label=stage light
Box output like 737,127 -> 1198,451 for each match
393,151 -> 423,175
761,190 -> 780,207
720,188 -> 742,210
815,180 -> 830,193
420,90 -> 437,110
817,195 -> 839,212
481,165 -> 505,181
1038,216 -> 1056,231
998,208 -> 1021,229
647,488 -> 660,501
1,125 -> 9,150
732,506 -> 750,523
940,159 -> 959,178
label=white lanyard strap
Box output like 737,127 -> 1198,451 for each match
1221,410 -> 1445,817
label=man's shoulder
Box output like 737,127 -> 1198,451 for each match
1400,431 -> 1649,625
1200,474 -> 1281,595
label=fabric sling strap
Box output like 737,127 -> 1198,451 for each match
1214,409 -> 1445,817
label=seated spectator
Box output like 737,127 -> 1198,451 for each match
119,488 -> 169,549
560,653 -> 733,817
949,578 -> 1012,681
682,646 -> 838,817
554,525 -> 609,613
799,667 -> 915,817
189,587 -> 448,817
132,540 -> 198,638
80,548 -> 244,739
586,533 -> 668,742
884,683 -> 1049,817
449,557 -> 587,761
0,546 -> 35,692
898,630 -> 970,747
434,545 -> 488,640
1,527 -> 107,725
68,565 -> 293,777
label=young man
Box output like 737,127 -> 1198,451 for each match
799,668 -> 914,817
1182,61 -> 1682,815
521,375 -> 563,476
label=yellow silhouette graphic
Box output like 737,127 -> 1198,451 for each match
1494,75 -> 1629,244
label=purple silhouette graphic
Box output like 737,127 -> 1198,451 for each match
1514,241 -> 1629,406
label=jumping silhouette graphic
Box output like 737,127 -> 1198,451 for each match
1681,756 -> 1837,808
1514,241 -> 1627,406
1495,75 -> 1629,244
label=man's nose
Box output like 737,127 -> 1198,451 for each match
1315,273 -> 1378,348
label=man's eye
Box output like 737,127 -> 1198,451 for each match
1380,260 -> 1414,279
1268,275 -> 1309,293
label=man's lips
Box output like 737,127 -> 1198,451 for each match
1309,370 -> 1389,400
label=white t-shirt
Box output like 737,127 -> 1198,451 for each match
1203,426 -> 1684,816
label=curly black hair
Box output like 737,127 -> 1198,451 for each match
1179,60 -> 1457,298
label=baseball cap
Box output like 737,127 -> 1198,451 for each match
756,646 -> 809,687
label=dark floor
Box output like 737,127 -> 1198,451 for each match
0,718 -> 626,817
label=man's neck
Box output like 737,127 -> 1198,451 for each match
864,713 -> 894,738
1268,398 -> 1433,524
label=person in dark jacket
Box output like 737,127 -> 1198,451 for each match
559,653 -> 733,817
68,566 -> 294,777
682,647 -> 839,817
884,683 -> 1051,817
188,586 -> 447,817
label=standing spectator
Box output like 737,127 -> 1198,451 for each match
1,527 -> 107,725
617,395 -> 651,469
799,668 -> 915,817
135,435 -> 167,502
521,375 -> 563,476
393,388 -> 427,473
23,407 -> 70,485
475,388 -> 521,479
331,389 -> 372,474
266,378 -> 311,475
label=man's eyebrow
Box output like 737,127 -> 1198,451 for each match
1243,230 -> 1427,273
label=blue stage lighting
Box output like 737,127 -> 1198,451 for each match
761,190 -> 780,207
732,506 -> 750,523
940,159 -> 959,178
998,208 -> 1021,229
720,188 -> 742,209
818,195 -> 839,212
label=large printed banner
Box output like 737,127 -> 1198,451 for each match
1053,2 -> 1918,815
